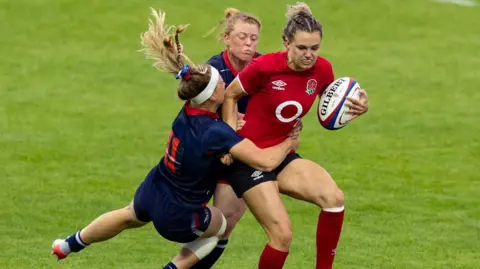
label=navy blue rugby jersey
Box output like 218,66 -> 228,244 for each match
157,102 -> 244,208
207,50 -> 261,114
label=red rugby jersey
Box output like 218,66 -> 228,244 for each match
237,51 -> 334,148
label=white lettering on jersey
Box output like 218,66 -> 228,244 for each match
275,101 -> 303,123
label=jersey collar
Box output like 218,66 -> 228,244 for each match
184,101 -> 220,119
222,50 -> 260,77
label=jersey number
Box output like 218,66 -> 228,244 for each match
164,130 -> 182,174
275,101 -> 303,123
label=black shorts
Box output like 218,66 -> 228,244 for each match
226,152 -> 301,197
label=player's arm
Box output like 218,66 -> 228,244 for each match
203,123 -> 299,172
222,57 -> 268,129
222,78 -> 246,130
229,138 -> 298,172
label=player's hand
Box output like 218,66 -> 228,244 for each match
238,112 -> 245,120
289,136 -> 300,151
345,88 -> 368,120
236,119 -> 246,131
288,120 -> 303,140
236,112 -> 246,131
220,153 -> 233,165
294,119 -> 303,131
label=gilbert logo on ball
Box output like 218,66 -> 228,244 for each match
317,77 -> 361,130
306,79 -> 317,95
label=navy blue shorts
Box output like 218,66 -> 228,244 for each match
133,167 -> 212,243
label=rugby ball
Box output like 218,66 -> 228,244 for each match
317,77 -> 361,130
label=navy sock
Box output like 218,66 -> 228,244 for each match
190,239 -> 229,269
164,262 -> 178,269
65,230 -> 88,252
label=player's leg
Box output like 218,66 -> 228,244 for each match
191,182 -> 246,269
80,202 -> 147,243
51,169 -> 157,261
214,182 -> 246,239
242,181 -> 291,269
164,206 -> 227,269
277,157 -> 344,269
227,161 -> 292,269
51,201 -> 148,260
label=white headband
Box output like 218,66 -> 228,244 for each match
191,66 -> 220,104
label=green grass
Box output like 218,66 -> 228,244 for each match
1,0 -> 479,268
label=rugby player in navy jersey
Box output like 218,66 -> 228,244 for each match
51,9 -> 300,269
206,8 -> 261,117
188,8 -> 263,269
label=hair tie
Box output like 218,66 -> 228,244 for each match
176,65 -> 191,80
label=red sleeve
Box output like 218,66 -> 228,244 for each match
319,59 -> 335,94
237,57 -> 269,95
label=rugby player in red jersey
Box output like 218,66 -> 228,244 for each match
221,3 -> 369,269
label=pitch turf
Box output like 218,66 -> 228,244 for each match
1,0 -> 479,268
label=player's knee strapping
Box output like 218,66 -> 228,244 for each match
183,214 -> 227,259
217,214 -> 227,236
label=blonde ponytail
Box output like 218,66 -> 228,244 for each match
140,8 -> 214,102
140,8 -> 194,74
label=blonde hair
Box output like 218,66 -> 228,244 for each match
283,2 -> 323,41
203,8 -> 261,40
140,8 -> 193,74
140,8 -> 213,101
286,2 -> 312,20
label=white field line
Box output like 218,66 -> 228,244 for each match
432,0 -> 477,6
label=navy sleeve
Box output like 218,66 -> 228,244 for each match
201,122 -> 244,154
206,53 -> 222,68
207,54 -> 230,86
206,57 -> 217,66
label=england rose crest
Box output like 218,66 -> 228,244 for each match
306,79 -> 317,95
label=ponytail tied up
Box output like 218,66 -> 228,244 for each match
176,64 -> 192,80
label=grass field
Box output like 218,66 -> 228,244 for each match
1,0 -> 479,268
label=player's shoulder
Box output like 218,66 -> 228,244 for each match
178,105 -> 218,130
205,120 -> 233,134
313,56 -> 334,80
200,120 -> 236,144
206,52 -> 225,69
315,56 -> 333,69
256,51 -> 285,63
251,51 -> 286,71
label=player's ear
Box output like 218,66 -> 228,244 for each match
223,33 -> 230,46
209,94 -> 217,103
283,38 -> 291,50
210,81 -> 224,103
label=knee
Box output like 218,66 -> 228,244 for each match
221,204 -> 246,238
123,205 -> 138,222
316,187 -> 344,209
333,188 -> 345,207
325,187 -> 344,208
267,220 -> 293,250
123,205 -> 145,228
223,214 -> 239,238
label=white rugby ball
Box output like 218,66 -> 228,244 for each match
317,77 -> 361,130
